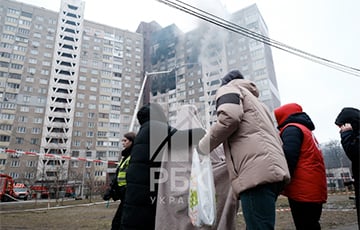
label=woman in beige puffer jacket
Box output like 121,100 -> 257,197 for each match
197,70 -> 290,230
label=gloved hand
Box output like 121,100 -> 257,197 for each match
103,189 -> 112,201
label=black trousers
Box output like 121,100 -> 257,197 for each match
112,188 -> 126,230
111,201 -> 124,230
288,199 -> 323,230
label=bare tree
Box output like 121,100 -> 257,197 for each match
321,140 -> 351,169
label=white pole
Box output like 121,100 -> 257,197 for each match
129,70 -> 173,132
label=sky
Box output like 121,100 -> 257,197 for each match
20,0 -> 360,144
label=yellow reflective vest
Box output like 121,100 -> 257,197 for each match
117,156 -> 130,187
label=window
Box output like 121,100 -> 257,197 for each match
76,102 -> 84,108
77,94 -> 85,99
34,107 -> 44,113
74,131 -> 82,136
39,79 -> 48,84
88,104 -> 96,109
108,151 -> 119,158
95,171 -> 104,176
74,121 -> 82,127
29,58 -> 37,64
20,106 -> 29,112
73,140 -> 81,147
0,135 -> 10,142
86,141 -> 93,149
33,117 -> 43,124
18,116 -> 27,122
41,69 -> 50,75
25,173 -> 35,179
41,60 -> 51,66
38,88 -> 47,94
27,161 -> 36,167
71,151 -> 80,157
9,172 -> 19,179
31,128 -> 41,134
97,131 -> 107,137
71,161 -> 79,168
16,137 -> 24,144
30,138 -> 39,145
17,127 -> 26,133
37,97 -> 46,104
75,112 -> 83,117
86,131 -> 94,137
11,160 -> 20,167
0,124 -> 12,131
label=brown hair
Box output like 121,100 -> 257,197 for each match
123,132 -> 136,142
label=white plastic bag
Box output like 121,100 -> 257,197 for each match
188,148 -> 216,227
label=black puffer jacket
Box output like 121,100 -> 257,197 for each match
121,103 -> 205,230
335,107 -> 360,224
335,107 -> 359,182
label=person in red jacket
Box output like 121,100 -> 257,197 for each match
274,103 -> 327,230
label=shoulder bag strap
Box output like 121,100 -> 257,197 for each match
150,128 -> 177,162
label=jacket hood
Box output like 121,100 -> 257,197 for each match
274,103 -> 315,130
136,103 -> 167,125
232,79 -> 259,97
335,107 -> 360,132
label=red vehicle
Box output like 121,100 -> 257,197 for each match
30,185 -> 49,199
65,185 -> 75,198
0,174 -> 15,202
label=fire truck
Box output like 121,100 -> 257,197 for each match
30,185 -> 49,199
0,174 -> 15,202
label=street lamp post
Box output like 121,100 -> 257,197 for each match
129,63 -> 202,132
129,70 -> 173,132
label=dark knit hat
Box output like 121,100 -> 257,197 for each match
221,70 -> 244,86
136,103 -> 167,125
335,107 -> 360,132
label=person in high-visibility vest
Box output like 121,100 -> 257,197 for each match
103,132 -> 136,230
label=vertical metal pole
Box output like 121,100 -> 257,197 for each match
129,72 -> 148,132
129,70 -> 173,132
81,162 -> 85,199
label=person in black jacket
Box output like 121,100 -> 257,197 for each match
335,107 -> 360,227
120,103 -> 206,230
103,132 -> 136,230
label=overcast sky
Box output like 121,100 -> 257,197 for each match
20,0 -> 360,144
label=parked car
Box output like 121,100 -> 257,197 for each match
13,183 -> 30,200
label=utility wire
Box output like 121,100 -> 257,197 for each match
156,0 -> 360,77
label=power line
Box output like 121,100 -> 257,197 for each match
156,0 -> 360,77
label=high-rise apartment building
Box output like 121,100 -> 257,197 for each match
0,0 -> 280,198
0,0 -> 143,193
145,4 -> 280,126
228,4 -> 280,110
